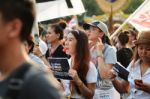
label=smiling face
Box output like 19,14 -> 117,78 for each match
65,33 -> 77,56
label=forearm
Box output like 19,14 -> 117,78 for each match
40,56 -> 50,67
97,56 -> 112,79
141,84 -> 150,94
75,79 -> 95,99
112,79 -> 129,93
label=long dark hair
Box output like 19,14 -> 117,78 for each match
70,30 -> 90,94
102,34 -> 111,45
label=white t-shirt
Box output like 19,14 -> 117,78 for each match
91,44 -> 120,99
39,38 -> 48,55
62,59 -> 97,99
127,59 -> 150,99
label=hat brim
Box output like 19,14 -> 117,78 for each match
134,39 -> 150,45
83,23 -> 90,30
83,23 -> 98,30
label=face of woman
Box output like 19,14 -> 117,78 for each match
65,33 -> 77,56
138,44 -> 150,61
88,26 -> 103,41
84,29 -> 91,38
128,33 -> 135,43
46,27 -> 59,43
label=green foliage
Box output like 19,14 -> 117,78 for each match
82,0 -> 144,16
82,0 -> 104,16
123,0 -> 144,14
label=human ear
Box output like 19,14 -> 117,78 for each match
8,19 -> 22,39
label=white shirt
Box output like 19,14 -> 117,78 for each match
29,53 -> 48,70
127,59 -> 150,99
39,38 -> 48,55
62,59 -> 97,99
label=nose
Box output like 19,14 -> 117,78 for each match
141,49 -> 147,55
65,40 -> 68,47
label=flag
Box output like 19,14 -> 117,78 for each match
129,0 -> 150,32
110,0 -> 150,39
68,16 -> 78,29
36,0 -> 85,22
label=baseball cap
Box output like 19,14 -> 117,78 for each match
83,21 -> 110,36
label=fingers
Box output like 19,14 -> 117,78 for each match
68,69 -> 79,81
96,38 -> 104,51
106,69 -> 117,79
68,69 -> 76,77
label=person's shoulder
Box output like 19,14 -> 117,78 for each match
119,48 -> 133,56
20,62 -> 63,99
104,44 -> 115,52
88,62 -> 97,75
57,45 -> 64,50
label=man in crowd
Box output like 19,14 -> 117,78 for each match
0,0 -> 63,99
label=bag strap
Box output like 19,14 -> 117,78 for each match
4,63 -> 31,99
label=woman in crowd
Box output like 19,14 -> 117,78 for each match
125,29 -> 137,50
111,31 -> 150,99
83,21 -> 120,99
24,36 -> 49,70
46,24 -> 68,58
116,32 -> 133,68
62,30 -> 97,99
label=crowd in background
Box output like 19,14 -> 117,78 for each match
0,0 -> 150,99
27,17 -> 150,99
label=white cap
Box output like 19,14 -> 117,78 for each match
84,21 -> 110,37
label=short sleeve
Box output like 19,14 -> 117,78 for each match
86,62 -> 97,83
104,47 -> 117,64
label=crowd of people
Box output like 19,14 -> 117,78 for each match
0,0 -> 150,99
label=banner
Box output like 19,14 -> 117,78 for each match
110,0 -> 150,39
36,0 -> 85,22
129,0 -> 150,32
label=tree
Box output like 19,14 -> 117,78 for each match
123,0 -> 144,14
82,0 -> 104,16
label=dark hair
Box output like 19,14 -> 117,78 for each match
70,30 -> 90,94
26,35 -> 34,54
58,21 -> 67,30
38,25 -> 47,37
118,32 -> 129,46
38,25 -> 44,36
27,39 -> 34,54
0,0 -> 35,42
125,29 -> 137,40
102,34 -> 111,45
49,24 -> 63,40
